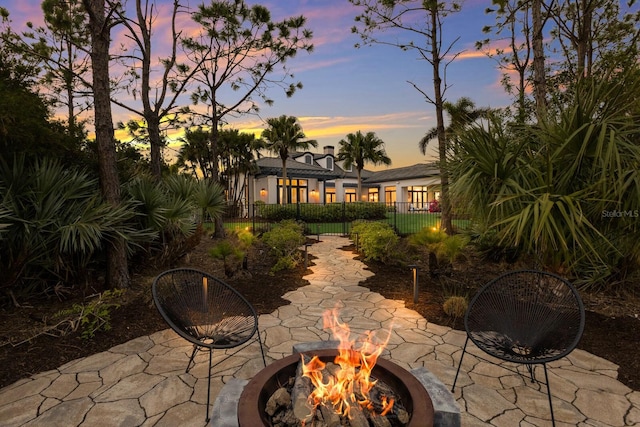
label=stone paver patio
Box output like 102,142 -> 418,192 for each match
0,235 -> 638,426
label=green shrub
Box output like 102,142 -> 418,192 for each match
258,202 -> 388,223
350,220 -> 399,263
261,220 -> 306,273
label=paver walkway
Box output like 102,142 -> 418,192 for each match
1,236 -> 638,426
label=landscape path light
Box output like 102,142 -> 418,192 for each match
408,265 -> 419,303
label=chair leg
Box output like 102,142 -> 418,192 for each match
186,345 -> 199,373
451,336 -> 469,392
527,364 -> 536,383
543,364 -> 556,427
205,348 -> 213,422
256,328 -> 266,367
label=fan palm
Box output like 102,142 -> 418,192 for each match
0,157 -> 139,294
419,97 -> 492,155
337,131 -> 391,201
262,115 -> 317,204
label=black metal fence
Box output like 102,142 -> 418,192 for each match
224,202 -> 451,236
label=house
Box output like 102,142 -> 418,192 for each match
246,146 -> 441,208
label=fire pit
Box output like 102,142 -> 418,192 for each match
237,348 -> 435,426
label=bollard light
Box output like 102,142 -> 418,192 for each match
408,265 -> 419,303
304,243 -> 312,269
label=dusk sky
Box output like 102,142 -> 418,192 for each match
4,0 -> 514,169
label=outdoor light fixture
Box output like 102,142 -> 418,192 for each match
260,188 -> 266,196
409,265 -> 419,303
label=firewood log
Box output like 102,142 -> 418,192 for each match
292,360 -> 314,421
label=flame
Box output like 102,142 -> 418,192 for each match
301,307 -> 394,420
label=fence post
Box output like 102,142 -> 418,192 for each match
296,202 -> 301,221
251,203 -> 255,232
342,201 -> 346,236
394,201 -> 398,231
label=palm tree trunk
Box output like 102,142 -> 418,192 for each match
282,159 -> 288,204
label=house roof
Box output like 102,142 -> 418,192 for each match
254,156 -> 376,180
364,163 -> 440,183
253,154 -> 439,184
254,157 -> 339,180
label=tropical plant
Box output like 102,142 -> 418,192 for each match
449,67 -> 640,287
262,115 -> 318,204
409,227 -> 469,277
218,129 -> 265,216
209,228 -> 255,277
0,157 -> 139,296
418,97 -> 492,155
209,240 -> 244,278
126,173 -> 225,266
337,130 -> 391,201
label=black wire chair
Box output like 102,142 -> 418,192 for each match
451,270 -> 585,426
152,268 -> 266,421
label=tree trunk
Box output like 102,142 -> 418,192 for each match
209,121 -> 225,237
137,0 -> 163,181
282,158 -> 289,205
429,5 -> 454,235
148,116 -> 162,179
356,168 -> 362,201
83,0 -> 130,289
532,0 -> 547,121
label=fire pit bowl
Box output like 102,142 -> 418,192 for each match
238,348 -> 435,427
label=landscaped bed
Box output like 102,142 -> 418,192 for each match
0,235 -> 638,392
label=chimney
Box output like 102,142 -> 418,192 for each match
323,145 -> 334,156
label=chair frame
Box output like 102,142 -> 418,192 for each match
451,270 -> 585,426
152,268 -> 266,421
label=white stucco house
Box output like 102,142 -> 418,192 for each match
244,146 -> 441,209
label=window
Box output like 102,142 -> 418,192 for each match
325,188 -> 336,204
305,154 -> 312,164
368,188 -> 379,202
407,186 -> 433,209
326,157 -> 333,170
384,186 -> 396,205
278,178 -> 308,203
345,188 -> 357,202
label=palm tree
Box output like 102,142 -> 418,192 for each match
419,97 -> 492,155
337,131 -> 391,201
262,115 -> 317,204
